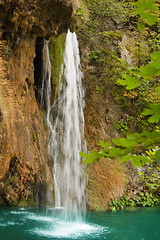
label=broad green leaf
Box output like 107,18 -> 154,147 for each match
140,131 -> 160,146
131,157 -> 142,167
139,155 -> 152,164
80,151 -> 100,163
97,140 -> 110,148
138,22 -> 145,30
153,150 -> 160,165
139,64 -> 157,77
148,114 -> 160,123
146,131 -> 160,146
117,75 -> 140,90
83,158 -> 99,163
139,172 -> 144,176
127,131 -> 160,148
138,53 -> 160,78
112,138 -> 138,148
134,0 -> 148,11
141,12 -> 158,26
120,155 -> 151,166
79,152 -> 90,158
119,155 -> 132,162
131,155 -> 150,166
147,0 -> 158,10
99,148 -> 109,157
156,86 -> 160,95
148,0 -> 159,12
151,51 -> 160,60
152,59 -> 160,70
127,132 -> 142,140
143,104 -> 160,123
134,0 -> 159,26
127,131 -> 149,144
107,147 -> 132,158
134,0 -> 157,12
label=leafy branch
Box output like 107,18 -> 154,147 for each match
80,0 -> 160,168
80,130 -> 160,166
133,0 -> 159,29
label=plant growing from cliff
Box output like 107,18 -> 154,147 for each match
134,0 -> 159,29
139,168 -> 160,193
96,86 -> 103,95
75,7 -> 84,16
80,0 -> 160,190
31,127 -> 40,151
89,50 -> 101,61
138,148 -> 160,193
109,191 -> 159,211
116,120 -> 129,132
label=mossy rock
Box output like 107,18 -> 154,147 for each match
49,34 -> 66,104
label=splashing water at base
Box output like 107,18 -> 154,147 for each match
47,30 -> 86,221
34,221 -> 107,239
1,207 -> 160,240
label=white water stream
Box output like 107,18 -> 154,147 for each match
46,30 -> 86,221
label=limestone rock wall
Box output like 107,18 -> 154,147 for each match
0,0 -> 74,206
0,0 -> 73,41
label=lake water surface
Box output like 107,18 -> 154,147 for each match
0,206 -> 160,240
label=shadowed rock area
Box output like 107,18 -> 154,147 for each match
0,0 -> 73,41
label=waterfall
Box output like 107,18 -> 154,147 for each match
47,30 -> 86,221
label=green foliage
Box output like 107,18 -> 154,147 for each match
99,30 -> 122,43
136,191 -> 159,206
109,198 -> 127,211
96,86 -> 103,95
143,104 -> 160,123
148,35 -> 160,51
80,151 -> 101,163
81,130 -> 160,166
138,52 -> 160,78
116,120 -> 129,132
49,34 -> 65,101
139,149 -> 160,192
117,51 -> 160,89
75,7 -> 84,16
139,168 -> 160,193
88,50 -> 102,60
18,200 -> 36,207
116,50 -> 160,124
117,74 -> 140,90
133,0 -> 159,27
80,0 -> 160,170
116,115 -> 134,133
109,191 -> 159,211
116,1 -> 160,118
86,0 -> 126,19
31,127 -> 40,151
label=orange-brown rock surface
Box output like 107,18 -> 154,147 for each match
0,0 -> 74,206
0,0 -> 74,41
84,91 -> 129,210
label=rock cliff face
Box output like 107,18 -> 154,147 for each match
0,0 -> 73,41
0,0 -> 74,206
76,0 -> 144,210
0,0 -> 146,209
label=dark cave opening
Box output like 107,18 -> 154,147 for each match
33,37 -> 44,107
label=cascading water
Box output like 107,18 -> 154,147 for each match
47,30 -> 86,221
